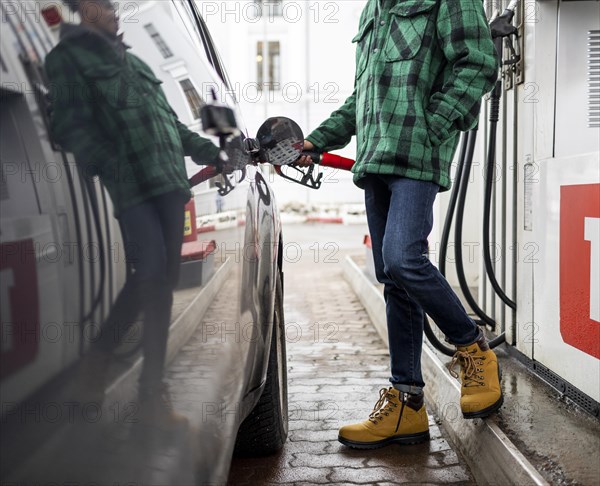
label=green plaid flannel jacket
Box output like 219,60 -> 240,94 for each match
45,26 -> 221,215
306,0 -> 498,190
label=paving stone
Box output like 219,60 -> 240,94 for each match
232,448 -> 296,471
329,466 -> 422,484
289,385 -> 321,394
278,440 -> 339,454
374,483 -> 458,486
289,420 -> 341,432
426,439 -> 454,453
372,483 -> 410,486
426,449 -> 462,468
292,452 -> 370,469
289,430 -> 339,442
293,483 -> 360,486
419,465 -> 475,483
249,466 -> 333,484
364,448 -> 460,469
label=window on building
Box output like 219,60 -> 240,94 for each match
179,79 -> 205,120
254,0 -> 283,17
257,41 -> 281,91
144,24 -> 173,59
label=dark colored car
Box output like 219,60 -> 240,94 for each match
0,1 -> 287,483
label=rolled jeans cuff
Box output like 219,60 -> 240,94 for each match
446,326 -> 483,347
392,383 -> 424,396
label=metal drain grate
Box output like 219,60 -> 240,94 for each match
588,30 -> 600,128
532,360 -> 600,417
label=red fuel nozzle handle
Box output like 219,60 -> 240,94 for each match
302,151 -> 355,171
189,166 -> 219,187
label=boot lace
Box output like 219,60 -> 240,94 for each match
368,387 -> 398,423
449,350 -> 486,387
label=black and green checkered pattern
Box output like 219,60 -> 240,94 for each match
306,0 -> 498,191
45,30 -> 220,215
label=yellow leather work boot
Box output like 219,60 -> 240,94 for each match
450,336 -> 503,419
338,387 -> 429,449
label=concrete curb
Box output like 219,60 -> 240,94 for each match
306,216 -> 344,224
341,255 -> 548,486
105,257 -> 233,402
280,214 -> 368,225
197,211 -> 245,234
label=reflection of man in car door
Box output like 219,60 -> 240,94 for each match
45,0 -> 221,422
299,0 -> 501,448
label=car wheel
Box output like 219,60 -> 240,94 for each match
234,272 -> 288,456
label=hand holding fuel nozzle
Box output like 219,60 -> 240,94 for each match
300,149 -> 356,171
489,0 -> 520,64
296,140 -> 315,167
294,140 -> 357,173
249,116 -> 355,188
189,116 -> 355,190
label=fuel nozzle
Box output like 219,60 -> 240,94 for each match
488,0 -> 520,78
489,0 -> 519,39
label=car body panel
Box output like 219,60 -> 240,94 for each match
0,1 -> 284,482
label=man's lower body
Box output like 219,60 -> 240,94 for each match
100,190 -> 188,400
338,175 -> 502,449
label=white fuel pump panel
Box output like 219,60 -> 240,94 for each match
518,0 -> 600,402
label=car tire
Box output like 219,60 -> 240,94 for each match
234,272 -> 288,456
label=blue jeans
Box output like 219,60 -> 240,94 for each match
363,175 -> 480,395
103,190 -> 189,389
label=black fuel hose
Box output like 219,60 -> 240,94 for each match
453,129 -> 498,329
453,130 -> 505,346
483,82 -> 517,310
439,132 -> 468,278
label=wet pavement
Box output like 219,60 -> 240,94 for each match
228,224 -> 476,485
1,223 -> 475,485
478,348 -> 600,485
